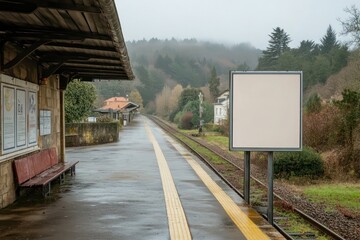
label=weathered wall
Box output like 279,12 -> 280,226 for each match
38,76 -> 61,155
0,161 -> 16,208
0,44 -> 61,208
65,123 -> 119,147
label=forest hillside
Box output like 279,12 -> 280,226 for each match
93,39 -> 262,107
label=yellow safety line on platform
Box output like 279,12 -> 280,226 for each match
166,137 -> 270,240
145,123 -> 192,240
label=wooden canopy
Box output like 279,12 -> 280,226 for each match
0,0 -> 134,81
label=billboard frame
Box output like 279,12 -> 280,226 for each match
229,71 -> 303,152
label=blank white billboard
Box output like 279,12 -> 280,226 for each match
230,71 -> 302,151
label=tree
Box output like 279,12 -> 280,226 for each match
259,27 -> 291,67
297,40 -> 319,58
169,84 -> 183,114
335,89 -> 360,151
320,25 -> 339,53
65,80 -> 97,123
155,85 -> 172,117
177,100 -> 214,129
129,89 -> 144,111
209,66 -> 220,101
177,88 -> 201,111
339,5 -> 360,48
335,89 -> 360,175
305,93 -> 322,113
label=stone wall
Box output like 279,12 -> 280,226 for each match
65,123 -> 119,147
0,161 -> 16,208
38,75 -> 61,155
0,44 -> 61,208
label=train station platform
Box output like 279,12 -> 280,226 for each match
0,115 -> 284,240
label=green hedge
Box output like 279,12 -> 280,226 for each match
274,147 -> 324,178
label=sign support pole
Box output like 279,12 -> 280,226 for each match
244,151 -> 250,204
267,151 -> 274,225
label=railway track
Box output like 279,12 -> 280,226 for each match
148,115 -> 346,240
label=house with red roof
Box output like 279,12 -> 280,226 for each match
95,96 -> 139,125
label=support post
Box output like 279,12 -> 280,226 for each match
244,151 -> 251,204
267,151 -> 274,225
59,75 -> 67,163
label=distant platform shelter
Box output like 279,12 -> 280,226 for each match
95,97 -> 139,125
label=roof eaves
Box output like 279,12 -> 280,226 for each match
97,0 -> 134,80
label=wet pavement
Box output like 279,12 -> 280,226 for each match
0,115 -> 282,240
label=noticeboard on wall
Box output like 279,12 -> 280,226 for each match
40,110 -> 51,136
2,86 -> 16,152
1,80 -> 38,154
229,71 -> 302,151
28,91 -> 38,145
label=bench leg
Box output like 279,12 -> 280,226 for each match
71,166 -> 76,176
42,183 -> 51,197
60,172 -> 65,184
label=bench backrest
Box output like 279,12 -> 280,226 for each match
14,148 -> 59,184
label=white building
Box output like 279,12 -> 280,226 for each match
214,90 -> 229,125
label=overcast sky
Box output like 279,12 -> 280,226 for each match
115,0 -> 359,50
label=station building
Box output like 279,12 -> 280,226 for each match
0,0 -> 133,208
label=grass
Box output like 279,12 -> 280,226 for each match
203,135 -> 229,147
275,208 -> 329,240
303,183 -> 360,212
176,133 -> 229,165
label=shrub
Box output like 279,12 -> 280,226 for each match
305,93 -> 322,113
274,147 -> 324,178
203,123 -> 220,131
179,112 -> 193,129
303,105 -> 341,150
96,115 -> 113,123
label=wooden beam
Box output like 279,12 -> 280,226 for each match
44,42 -> 116,52
63,62 -> 123,68
35,1 -> 101,13
39,52 -> 120,63
0,1 -> 36,13
57,66 -> 124,74
42,62 -> 65,78
0,0 -> 101,13
72,72 -> 128,77
3,39 -> 49,70
0,25 -> 112,41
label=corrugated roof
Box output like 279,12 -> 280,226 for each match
0,0 -> 134,81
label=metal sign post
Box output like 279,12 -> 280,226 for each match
229,71 -> 302,227
198,92 -> 203,132
267,151 -> 274,225
244,151 -> 251,204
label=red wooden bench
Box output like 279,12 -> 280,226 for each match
13,148 -> 78,196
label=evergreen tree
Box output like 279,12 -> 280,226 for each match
297,40 -> 319,58
261,27 -> 291,66
320,25 -> 339,53
177,88 -> 201,112
209,66 -> 220,101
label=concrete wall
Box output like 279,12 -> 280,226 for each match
65,123 -> 119,147
0,43 -> 62,208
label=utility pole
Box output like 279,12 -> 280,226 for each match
199,92 -> 203,134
